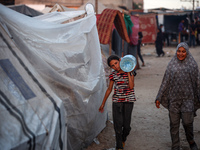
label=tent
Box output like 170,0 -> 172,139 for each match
8,4 -> 43,17
0,4 -> 107,150
0,13 -> 66,150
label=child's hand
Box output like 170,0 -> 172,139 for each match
155,100 -> 160,109
99,104 -> 104,113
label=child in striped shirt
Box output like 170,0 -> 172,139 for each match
99,55 -> 136,150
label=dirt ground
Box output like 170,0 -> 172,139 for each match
86,44 -> 200,150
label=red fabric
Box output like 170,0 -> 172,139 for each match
96,14 -> 101,23
109,71 -> 136,102
97,8 -> 130,44
139,14 -> 157,44
129,15 -> 139,45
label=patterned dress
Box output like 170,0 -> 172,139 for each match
156,42 -> 200,114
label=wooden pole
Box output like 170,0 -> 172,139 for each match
109,30 -> 112,56
122,10 -> 125,57
95,0 -> 98,14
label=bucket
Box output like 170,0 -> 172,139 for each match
120,55 -> 137,72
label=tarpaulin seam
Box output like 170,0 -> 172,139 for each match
0,59 -> 36,100
0,31 -> 63,150
0,90 -> 35,150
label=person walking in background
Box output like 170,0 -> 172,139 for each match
160,24 -> 169,46
194,17 -> 199,45
189,20 -> 197,47
155,42 -> 200,150
155,28 -> 165,57
99,55 -> 136,150
196,20 -> 200,45
178,20 -> 185,43
137,32 -> 145,67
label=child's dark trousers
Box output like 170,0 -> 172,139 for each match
113,102 -> 134,149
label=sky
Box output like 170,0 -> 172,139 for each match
143,0 -> 196,10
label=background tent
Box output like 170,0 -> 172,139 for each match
0,4 -> 107,150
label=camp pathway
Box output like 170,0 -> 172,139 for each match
86,44 -> 200,150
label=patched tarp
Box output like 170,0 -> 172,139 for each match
0,21 -> 67,150
0,4 -> 107,150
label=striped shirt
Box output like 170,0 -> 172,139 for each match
109,71 -> 136,102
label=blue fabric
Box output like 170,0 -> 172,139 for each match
0,59 -> 36,100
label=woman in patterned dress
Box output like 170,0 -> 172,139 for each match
155,42 -> 200,150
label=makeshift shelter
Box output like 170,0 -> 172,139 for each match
0,14 -> 66,150
8,4 -> 43,17
156,11 -> 192,45
129,15 -> 139,45
42,3 -> 75,13
0,4 -> 107,150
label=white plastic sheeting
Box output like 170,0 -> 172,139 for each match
8,4 -> 43,17
0,4 -> 107,150
0,19 -> 67,150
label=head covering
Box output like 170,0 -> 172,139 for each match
176,42 -> 189,53
156,42 -> 200,114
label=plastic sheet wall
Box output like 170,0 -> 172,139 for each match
0,4 -> 107,150
0,18 -> 67,150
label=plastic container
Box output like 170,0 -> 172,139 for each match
120,55 -> 136,72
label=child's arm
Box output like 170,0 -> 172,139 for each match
127,72 -> 134,89
99,80 -> 114,113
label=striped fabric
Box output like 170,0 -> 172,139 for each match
97,8 -> 130,44
109,71 -> 136,102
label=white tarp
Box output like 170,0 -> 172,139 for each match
0,4 -> 107,150
8,4 -> 43,17
0,18 -> 67,150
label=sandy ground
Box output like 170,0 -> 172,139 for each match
86,44 -> 200,150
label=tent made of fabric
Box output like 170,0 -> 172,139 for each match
0,4 -> 107,150
0,18 -> 67,150
163,13 -> 190,33
129,15 -> 139,45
